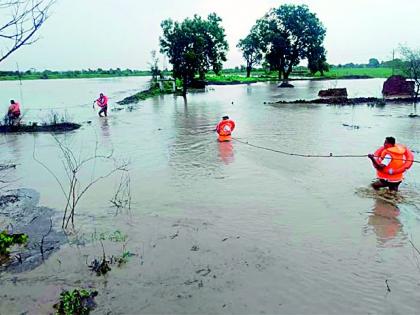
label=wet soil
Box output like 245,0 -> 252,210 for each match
0,189 -> 66,273
0,122 -> 81,133
273,96 -> 416,105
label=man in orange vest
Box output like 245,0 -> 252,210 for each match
215,115 -> 235,142
6,100 -> 21,125
368,137 -> 414,191
93,93 -> 108,117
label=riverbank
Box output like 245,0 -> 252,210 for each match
117,80 -> 177,105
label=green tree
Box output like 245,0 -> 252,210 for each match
400,46 -> 420,106
160,13 -> 228,96
368,58 -> 380,68
256,4 -> 326,83
237,29 -> 263,77
308,46 -> 329,76
149,50 -> 161,80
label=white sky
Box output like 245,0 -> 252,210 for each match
1,0 -> 419,71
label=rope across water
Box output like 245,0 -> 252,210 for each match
231,137 -> 420,164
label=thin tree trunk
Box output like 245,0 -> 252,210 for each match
246,66 -> 251,78
182,76 -> 188,97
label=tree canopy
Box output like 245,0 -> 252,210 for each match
160,13 -> 228,95
254,4 -> 326,81
237,28 -> 263,77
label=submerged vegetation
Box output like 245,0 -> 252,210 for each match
0,231 -> 28,257
53,289 -> 98,315
117,80 -> 177,105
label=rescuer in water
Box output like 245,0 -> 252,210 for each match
368,136 -> 414,192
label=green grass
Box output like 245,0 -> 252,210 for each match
312,67 -> 404,79
117,80 -> 176,105
206,74 -> 273,84
207,67 -> 405,84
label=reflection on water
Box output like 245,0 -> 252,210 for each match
366,199 -> 403,246
218,141 -> 234,165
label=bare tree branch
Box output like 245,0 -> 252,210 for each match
0,0 -> 55,63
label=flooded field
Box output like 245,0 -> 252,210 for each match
1,77 -> 420,314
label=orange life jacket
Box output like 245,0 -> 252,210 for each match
8,102 -> 20,115
218,134 -> 231,142
96,95 -> 108,108
216,119 -> 235,136
374,144 -> 414,182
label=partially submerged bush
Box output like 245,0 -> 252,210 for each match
53,289 -> 98,315
0,231 -> 28,256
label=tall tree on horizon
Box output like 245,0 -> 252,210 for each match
160,13 -> 228,96
237,28 -> 263,78
255,4 -> 327,82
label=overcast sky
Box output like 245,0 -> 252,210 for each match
1,0 -> 419,71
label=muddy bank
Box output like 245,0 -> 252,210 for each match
0,122 -> 81,133
0,189 -> 66,273
271,96 -> 416,105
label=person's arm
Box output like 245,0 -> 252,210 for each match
368,153 -> 389,170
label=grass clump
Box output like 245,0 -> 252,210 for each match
117,80 -> 175,105
0,231 -> 28,256
53,289 -> 98,315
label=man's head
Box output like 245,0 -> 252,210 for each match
222,115 -> 229,120
100,93 -> 104,97
10,100 -> 15,104
384,136 -> 396,148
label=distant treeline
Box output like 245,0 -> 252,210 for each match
332,58 -> 405,69
0,68 -> 160,80
0,58 -> 405,82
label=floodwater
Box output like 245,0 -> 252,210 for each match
1,77 -> 420,314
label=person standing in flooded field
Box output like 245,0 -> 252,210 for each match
215,115 -> 235,142
5,100 -> 21,125
368,137 -> 414,191
93,93 -> 108,117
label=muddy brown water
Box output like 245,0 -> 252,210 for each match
1,77 -> 420,314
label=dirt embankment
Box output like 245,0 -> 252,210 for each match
272,97 -> 417,106
0,122 -> 81,133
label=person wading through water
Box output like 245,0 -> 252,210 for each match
215,115 -> 235,142
6,100 -> 21,125
93,93 -> 108,117
368,136 -> 414,192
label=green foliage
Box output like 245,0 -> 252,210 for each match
54,289 -> 98,315
160,13 -> 228,94
368,58 -> 380,68
0,231 -> 28,256
117,80 -> 175,105
91,230 -> 128,243
111,250 -> 135,266
255,4 -> 326,80
237,30 -> 263,77
308,46 -> 329,75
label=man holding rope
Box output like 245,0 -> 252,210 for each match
93,93 -> 108,117
368,137 -> 414,192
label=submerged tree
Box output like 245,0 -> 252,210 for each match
149,50 -> 161,80
307,45 -> 329,76
237,29 -> 263,77
0,0 -> 55,64
160,13 -> 228,96
400,46 -> 420,105
255,4 -> 326,82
